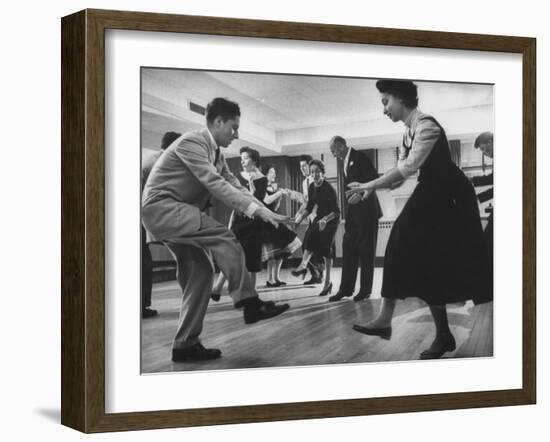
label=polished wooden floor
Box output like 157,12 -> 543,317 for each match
141,268 -> 493,373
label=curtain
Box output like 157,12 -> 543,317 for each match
449,139 -> 461,166
286,156 -> 303,217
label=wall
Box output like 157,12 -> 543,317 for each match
1,1 -> 546,442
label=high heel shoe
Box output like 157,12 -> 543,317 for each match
318,282 -> 332,296
266,281 -> 280,288
352,324 -> 392,340
291,267 -> 307,278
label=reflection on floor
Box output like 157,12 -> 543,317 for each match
141,268 -> 493,373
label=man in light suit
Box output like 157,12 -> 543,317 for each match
142,98 -> 290,363
328,136 -> 382,302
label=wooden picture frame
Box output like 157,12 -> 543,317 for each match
61,8 -> 536,433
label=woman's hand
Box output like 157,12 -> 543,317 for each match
347,193 -> 362,205
294,214 -> 303,225
318,218 -> 327,232
348,189 -> 372,201
347,179 -> 373,201
346,181 -> 368,193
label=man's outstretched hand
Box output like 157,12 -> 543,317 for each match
254,206 -> 290,228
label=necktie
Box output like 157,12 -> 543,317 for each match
204,148 -> 220,212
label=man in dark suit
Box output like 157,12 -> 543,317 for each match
142,98 -> 290,363
328,136 -> 382,302
472,131 -> 493,279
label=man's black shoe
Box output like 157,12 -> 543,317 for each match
353,292 -> 371,301
244,299 -> 290,324
142,307 -> 158,318
172,343 -> 222,362
328,292 -> 352,302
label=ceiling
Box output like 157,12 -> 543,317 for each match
142,68 -> 494,155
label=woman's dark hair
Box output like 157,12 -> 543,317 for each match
261,163 -> 275,176
299,154 -> 313,164
206,97 -> 241,123
308,159 -> 325,174
240,146 -> 260,167
375,80 -> 419,108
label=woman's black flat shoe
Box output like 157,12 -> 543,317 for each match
419,336 -> 456,359
352,324 -> 392,340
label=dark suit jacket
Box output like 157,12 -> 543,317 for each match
472,173 -> 493,203
344,148 -> 382,228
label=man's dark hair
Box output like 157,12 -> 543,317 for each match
474,131 -> 493,148
240,146 -> 260,167
375,80 -> 419,108
308,159 -> 325,174
299,154 -> 313,164
160,131 -> 181,150
206,97 -> 241,123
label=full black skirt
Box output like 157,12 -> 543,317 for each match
303,217 -> 339,259
233,215 -> 298,272
381,172 -> 492,305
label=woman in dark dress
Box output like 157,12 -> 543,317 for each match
261,163 -> 296,287
347,80 -> 492,359
212,147 -> 300,295
291,159 -> 340,297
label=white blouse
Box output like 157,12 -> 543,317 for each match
397,109 -> 441,178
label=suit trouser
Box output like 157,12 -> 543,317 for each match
141,225 -> 153,309
339,218 -> 378,296
161,214 -> 258,350
485,213 -> 493,293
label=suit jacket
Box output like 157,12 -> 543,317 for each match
344,148 -> 382,228
472,173 -> 493,203
141,150 -> 162,191
142,128 -> 259,241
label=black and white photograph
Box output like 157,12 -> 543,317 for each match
140,68 -> 495,373
5,0 -> 545,437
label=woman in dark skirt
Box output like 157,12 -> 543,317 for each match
212,147 -> 300,295
347,80 -> 492,359
291,159 -> 340,297
261,163 -> 297,287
